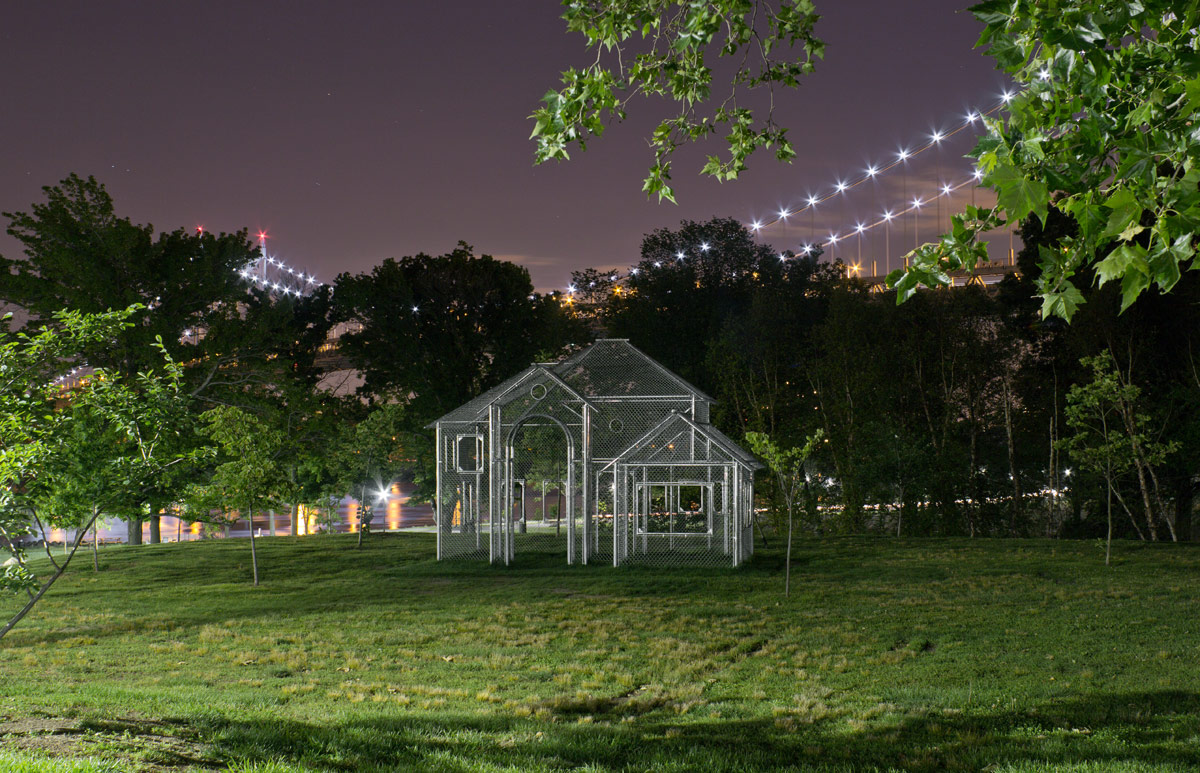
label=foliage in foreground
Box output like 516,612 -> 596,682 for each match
897,1 -> 1200,318
0,534 -> 1197,772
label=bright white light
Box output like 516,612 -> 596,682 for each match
806,195 -> 819,207
750,220 -> 762,231
412,305 -> 419,312
835,180 -> 847,193
567,284 -> 576,293
941,184 -> 952,195
676,251 -> 685,260
828,233 -> 839,244
376,489 -> 389,502
866,166 -> 877,177
912,198 -> 923,208
855,223 -> 865,234
654,261 -> 662,267
973,167 -> 984,180
966,111 -> 979,122
1001,90 -> 1014,103
778,253 -> 786,261
802,244 -> 813,255
699,242 -> 710,251
1038,68 -> 1051,81
630,268 -> 639,275
883,210 -> 893,221
778,208 -> 789,219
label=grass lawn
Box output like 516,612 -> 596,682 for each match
0,533 -> 1197,772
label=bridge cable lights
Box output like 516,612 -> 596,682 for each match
806,173 -> 981,254
745,96 -> 1009,231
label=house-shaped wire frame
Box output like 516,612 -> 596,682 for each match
429,339 -> 761,567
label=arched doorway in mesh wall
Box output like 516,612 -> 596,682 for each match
429,339 -> 761,567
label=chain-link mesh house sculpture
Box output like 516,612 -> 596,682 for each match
430,339 -> 761,567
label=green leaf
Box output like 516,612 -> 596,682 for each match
1185,76 -> 1200,112
1100,189 -> 1143,240
1093,243 -> 1147,288
1040,282 -> 1086,321
990,163 -> 1050,225
1119,266 -> 1151,313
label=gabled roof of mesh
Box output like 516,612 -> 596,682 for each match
610,410 -> 761,469
430,339 -> 714,427
552,339 -> 714,401
429,366 -> 540,426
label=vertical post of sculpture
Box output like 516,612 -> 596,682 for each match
566,443 -> 576,565
435,424 -> 443,560
582,404 -> 591,566
488,404 -> 500,564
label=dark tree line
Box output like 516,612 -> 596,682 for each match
1,177 -> 1194,553
567,216 -> 1200,542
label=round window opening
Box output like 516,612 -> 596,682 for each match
530,383 -> 548,400
609,418 -> 624,433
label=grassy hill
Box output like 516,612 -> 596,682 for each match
0,534 -> 1197,772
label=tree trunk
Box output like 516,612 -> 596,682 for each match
1105,477 -> 1113,566
1003,379 -> 1022,533
967,426 -> 978,538
357,488 -> 364,549
290,502 -> 299,536
92,506 -> 100,573
1,510 -> 99,642
127,517 -> 143,546
753,511 -> 769,548
248,504 -> 260,586
149,514 -> 161,544
785,504 -> 794,597
1131,456 -> 1159,541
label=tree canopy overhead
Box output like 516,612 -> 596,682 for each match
891,1 -> 1200,318
532,0 -> 823,202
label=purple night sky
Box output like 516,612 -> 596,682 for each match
2,1 -> 1013,292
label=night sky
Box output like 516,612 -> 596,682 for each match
2,1 -> 1013,291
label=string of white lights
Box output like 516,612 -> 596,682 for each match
553,167 -> 990,299
236,234 -> 326,297
746,93 -> 1013,231
798,168 -> 984,254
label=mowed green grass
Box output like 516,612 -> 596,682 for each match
1,534 -> 1198,772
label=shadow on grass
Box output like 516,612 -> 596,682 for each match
193,689 -> 1200,772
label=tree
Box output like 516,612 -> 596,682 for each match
0,174 -> 256,379
0,310 -> 195,641
894,1 -> 1200,318
745,429 -> 823,596
327,403 -> 411,548
532,1 -> 823,202
333,244 -> 554,414
1060,353 -> 1179,563
332,244 -> 580,500
190,407 -> 286,586
0,174 -> 333,543
608,217 -> 788,390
